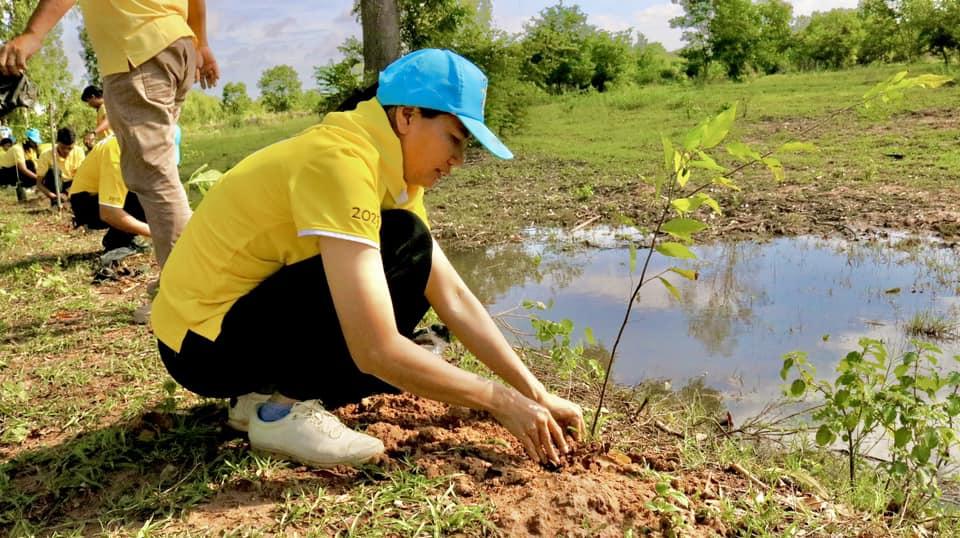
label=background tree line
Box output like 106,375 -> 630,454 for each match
4,0 -> 955,138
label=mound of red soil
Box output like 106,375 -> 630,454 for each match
338,393 -> 754,536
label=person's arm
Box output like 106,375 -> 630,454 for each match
99,205 -> 150,237
94,115 -> 110,138
0,0 -> 76,75
186,0 -> 219,89
426,241 -> 586,437
318,235 -> 569,465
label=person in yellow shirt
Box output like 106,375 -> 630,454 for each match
35,127 -> 85,203
152,49 -> 584,469
0,136 -> 38,201
70,136 -> 150,251
0,0 -> 219,272
81,85 -> 112,140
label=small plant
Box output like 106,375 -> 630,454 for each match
572,183 -> 595,201
523,300 -> 604,390
183,164 -> 224,207
644,477 -> 691,535
783,338 -> 960,517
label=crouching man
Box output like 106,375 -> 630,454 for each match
70,136 -> 150,251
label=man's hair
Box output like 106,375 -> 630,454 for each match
81,85 -> 102,102
0,138 -> 12,146
56,127 -> 75,145
22,139 -> 37,152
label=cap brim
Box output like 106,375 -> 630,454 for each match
457,115 -> 513,160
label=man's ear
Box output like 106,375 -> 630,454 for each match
394,106 -> 417,135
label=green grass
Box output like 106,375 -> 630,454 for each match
179,113 -> 318,176
906,310 -> 956,340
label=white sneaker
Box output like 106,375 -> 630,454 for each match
247,399 -> 385,467
227,392 -> 272,432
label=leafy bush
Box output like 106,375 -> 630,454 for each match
783,338 -> 960,516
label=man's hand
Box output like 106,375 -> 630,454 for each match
0,34 -> 43,75
195,45 -> 219,89
489,386 -> 570,466
538,392 -> 586,442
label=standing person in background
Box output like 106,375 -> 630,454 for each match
0,0 -> 220,322
35,127 -> 85,203
81,85 -> 112,141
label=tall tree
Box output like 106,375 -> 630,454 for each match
221,82 -> 252,116
708,0 -> 760,80
670,0 -> 715,78
258,65 -> 302,113
359,0 -> 400,83
77,25 -> 100,85
754,0 -> 794,74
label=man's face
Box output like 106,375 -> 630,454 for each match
83,133 -> 95,150
85,96 -> 103,109
395,108 -> 468,189
56,143 -> 73,158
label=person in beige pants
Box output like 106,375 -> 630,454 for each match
0,0 -> 219,276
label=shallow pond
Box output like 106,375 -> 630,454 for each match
448,231 -> 960,419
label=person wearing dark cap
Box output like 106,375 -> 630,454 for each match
152,49 -> 584,468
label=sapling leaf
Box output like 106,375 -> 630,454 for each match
584,327 -> 596,345
676,166 -> 690,188
661,218 -> 707,242
688,151 -> 726,172
656,242 -> 697,260
777,142 -> 818,154
912,443 -> 931,465
790,379 -> 806,397
661,134 -> 674,172
895,428 -> 911,450
713,176 -> 740,191
815,424 -> 835,446
762,157 -> 785,181
683,121 -> 706,151
628,242 -> 637,273
668,267 -> 698,281
701,105 -> 737,149
726,141 -> 761,163
657,277 -> 681,301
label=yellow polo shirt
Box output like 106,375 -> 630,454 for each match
0,145 -> 25,168
153,98 -> 429,351
96,106 -> 114,140
37,146 -> 86,180
71,137 -> 128,208
78,0 -> 195,76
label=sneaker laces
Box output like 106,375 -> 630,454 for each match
290,400 -> 347,439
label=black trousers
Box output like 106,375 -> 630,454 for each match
70,191 -> 148,251
42,169 -> 71,195
158,210 -> 433,408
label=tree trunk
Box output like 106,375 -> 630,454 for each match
360,0 -> 401,85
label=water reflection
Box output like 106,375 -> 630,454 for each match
447,233 -> 960,419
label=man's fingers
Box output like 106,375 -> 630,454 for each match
537,422 -> 559,465
519,433 -> 540,463
547,418 -> 569,454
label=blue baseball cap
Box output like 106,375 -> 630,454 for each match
377,49 -> 513,160
25,127 -> 41,144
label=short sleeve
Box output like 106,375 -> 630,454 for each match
97,141 -> 127,208
290,148 -> 382,249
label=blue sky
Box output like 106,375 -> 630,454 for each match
59,0 -> 858,96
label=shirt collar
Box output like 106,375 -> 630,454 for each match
322,98 -> 406,202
